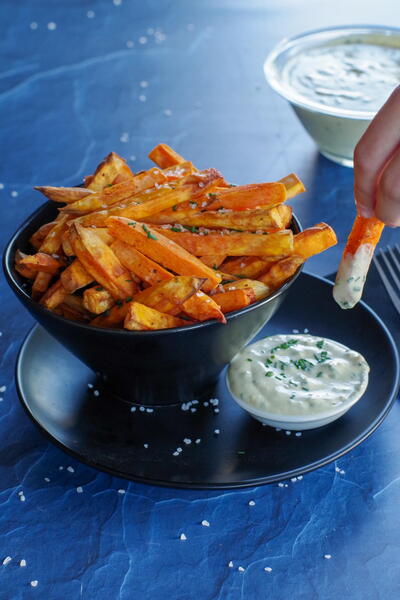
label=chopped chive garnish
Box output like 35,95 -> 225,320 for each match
291,358 -> 314,371
247,358 -> 253,362
171,226 -> 182,232
142,224 -> 157,240
116,300 -> 123,307
314,351 -> 330,364
316,340 -> 324,349
316,371 -> 323,378
172,204 -> 178,211
265,371 -> 273,377
128,221 -> 136,226
125,296 -> 133,303
237,450 -> 246,455
95,287 -> 103,291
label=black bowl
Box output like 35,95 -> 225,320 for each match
3,201 -> 303,406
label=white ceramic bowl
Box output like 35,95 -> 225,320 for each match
226,367 -> 369,431
264,25 -> 400,167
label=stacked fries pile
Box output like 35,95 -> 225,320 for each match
15,144 -> 337,330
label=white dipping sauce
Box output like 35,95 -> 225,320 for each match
333,244 -> 373,309
282,41 -> 400,112
228,334 -> 369,417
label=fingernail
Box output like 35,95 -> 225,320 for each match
358,206 -> 373,218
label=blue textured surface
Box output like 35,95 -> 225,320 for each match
1,1 -> 400,598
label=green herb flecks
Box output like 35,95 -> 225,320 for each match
291,358 -> 314,371
142,224 -> 157,240
314,351 -> 330,364
316,340 -> 324,349
265,371 -> 273,377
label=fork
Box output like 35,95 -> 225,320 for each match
373,244 -> 400,315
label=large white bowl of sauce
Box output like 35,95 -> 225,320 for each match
264,26 -> 400,167
227,334 -> 370,430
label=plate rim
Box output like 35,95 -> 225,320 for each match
15,272 -> 400,489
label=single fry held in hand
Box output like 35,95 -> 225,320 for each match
333,215 -> 384,309
15,144 -> 336,330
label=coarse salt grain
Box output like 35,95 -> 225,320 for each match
164,109 -> 172,116
129,155 -> 136,162
183,438 -> 191,445
58,466 -> 64,471
139,36 -> 148,44
298,475 -> 303,480
214,408 -> 219,414
248,500 -> 255,506
228,561 -> 233,567
30,22 -> 38,30
67,466 -> 75,473
195,438 -> 201,444
278,483 -> 284,488
20,559 -> 26,567
201,520 -> 210,527
295,432 -> 302,437
214,429 -> 220,435
264,567 -> 272,572
47,22 -> 56,30
130,406 -> 136,412
20,495 -> 26,502
2,556 -> 12,566
335,466 -> 341,473
285,430 -> 291,435
30,581 -> 38,587
118,489 -> 125,494
140,81 -> 148,88
146,408 -> 154,413
180,533 -> 187,541
76,486 -> 83,493
292,329 -> 299,333
173,451 -> 179,456
139,94 -> 146,102
303,328 -> 309,333
324,554 -> 332,559
238,566 -> 245,572
144,443 -> 149,448
87,10 -> 95,18
113,0 -> 122,5
140,406 -> 145,412
93,390 -> 100,397
44,477 -> 50,482
340,469 -> 346,475
120,132 -> 129,143
11,191 -> 18,197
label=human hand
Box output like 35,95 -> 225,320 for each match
354,85 -> 400,227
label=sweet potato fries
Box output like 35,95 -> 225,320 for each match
16,145 -> 337,330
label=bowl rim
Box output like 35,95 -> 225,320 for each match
3,200 -> 303,336
263,24 -> 400,120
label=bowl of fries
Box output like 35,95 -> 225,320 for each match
4,145 -> 337,406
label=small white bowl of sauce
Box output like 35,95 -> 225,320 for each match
264,26 -> 400,167
227,334 -> 369,430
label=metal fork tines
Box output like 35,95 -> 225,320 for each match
373,244 -> 400,316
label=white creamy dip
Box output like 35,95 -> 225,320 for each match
282,40 -> 400,113
333,244 -> 373,309
228,334 -> 369,417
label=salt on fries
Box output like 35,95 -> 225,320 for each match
15,145 -> 337,330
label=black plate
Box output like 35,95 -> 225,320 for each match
16,273 -> 399,489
